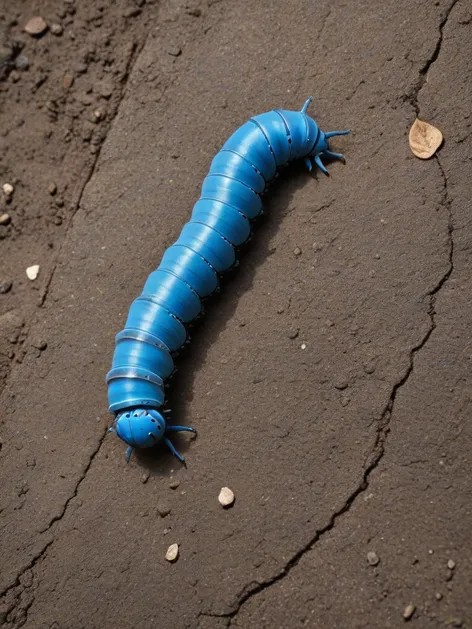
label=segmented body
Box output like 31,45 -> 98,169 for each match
106,97 -> 350,462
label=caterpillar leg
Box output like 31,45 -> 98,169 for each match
324,149 -> 346,164
304,157 -> 313,173
314,155 -> 329,177
125,446 -> 134,463
165,425 -> 197,463
325,130 -> 351,139
164,437 -> 186,463
166,425 -> 197,434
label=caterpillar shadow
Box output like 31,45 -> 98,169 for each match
135,160 -> 335,474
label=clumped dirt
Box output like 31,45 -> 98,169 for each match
0,0 -> 159,395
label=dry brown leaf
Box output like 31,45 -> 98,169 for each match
409,119 -> 443,159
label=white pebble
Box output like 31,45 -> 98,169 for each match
218,486 -> 235,507
2,183 -> 14,197
447,559 -> 456,570
26,265 -> 40,281
165,543 -> 179,562
301,343 -> 307,350
367,551 -> 380,566
403,603 -> 416,620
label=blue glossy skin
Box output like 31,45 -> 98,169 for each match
106,97 -> 350,463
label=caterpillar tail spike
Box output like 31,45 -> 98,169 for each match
300,95 -> 313,114
106,97 -> 350,464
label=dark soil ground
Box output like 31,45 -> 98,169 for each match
0,0 -> 160,393
0,0 -> 471,628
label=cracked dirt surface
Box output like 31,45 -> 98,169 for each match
0,0 -> 161,399
1,0 -> 471,627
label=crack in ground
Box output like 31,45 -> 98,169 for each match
203,182 -> 454,626
39,429 -> 109,534
406,0 -> 459,111
204,5 -> 457,625
37,40 -> 140,308
0,428 -> 107,625
0,35 -> 150,629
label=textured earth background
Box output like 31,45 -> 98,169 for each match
0,0 -> 471,628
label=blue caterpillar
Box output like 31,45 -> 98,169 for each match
106,97 -> 350,463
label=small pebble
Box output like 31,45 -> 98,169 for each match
33,340 -> 47,351
367,551 -> 380,566
294,246 -> 302,256
141,471 -> 150,484
0,213 -> 11,225
98,80 -> 114,99
92,109 -> 105,123
218,487 -> 235,507
50,23 -> 63,35
163,527 -> 171,535
301,343 -> 307,350
48,182 -> 57,195
63,73 -> 74,89
26,265 -> 40,281
169,479 -> 180,490
157,501 -> 171,517
15,55 -> 29,70
24,16 -> 48,36
0,281 -> 13,294
288,328 -> 299,339
165,543 -> 179,562
403,604 -> 416,620
447,559 -> 456,570
334,378 -> 349,390
167,46 -> 182,57
435,592 -> 442,601
2,183 -> 14,197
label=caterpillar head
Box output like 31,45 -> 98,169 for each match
113,408 -> 166,449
